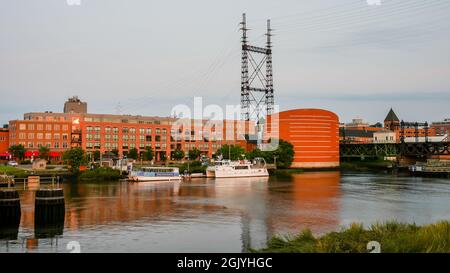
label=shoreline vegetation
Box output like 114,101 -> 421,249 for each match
339,160 -> 395,171
255,221 -> 450,253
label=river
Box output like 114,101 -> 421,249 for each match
1,171 -> 450,253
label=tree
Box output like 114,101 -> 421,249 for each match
246,139 -> 295,168
93,150 -> 101,161
63,147 -> 87,174
217,144 -> 246,160
38,146 -> 50,160
143,147 -> 154,161
188,147 -> 201,160
160,152 -> 167,162
272,139 -> 294,168
173,149 -> 185,161
128,148 -> 138,160
8,144 -> 25,161
111,149 -> 119,156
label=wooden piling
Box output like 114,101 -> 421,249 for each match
34,188 -> 65,238
0,189 -> 21,240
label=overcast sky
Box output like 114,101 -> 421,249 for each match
1,0 -> 449,125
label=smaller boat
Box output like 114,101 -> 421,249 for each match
206,157 -> 269,178
128,166 -> 181,182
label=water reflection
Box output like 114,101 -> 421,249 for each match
1,171 -> 450,252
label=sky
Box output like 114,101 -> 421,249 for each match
1,0 -> 450,125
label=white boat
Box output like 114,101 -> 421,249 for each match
206,158 -> 269,178
128,166 -> 181,182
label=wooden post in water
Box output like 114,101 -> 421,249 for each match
34,188 -> 65,238
0,189 -> 21,240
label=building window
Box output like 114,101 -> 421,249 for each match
37,124 -> 44,130
146,128 -> 152,135
28,124 -> 35,130
162,128 -> 167,135
122,128 -> 129,134
62,142 -> 68,148
139,128 -> 145,135
54,133 -> 60,140
54,124 -> 60,131
28,133 -> 34,139
130,128 -> 136,134
155,128 -> 161,134
62,125 -> 68,131
19,133 -> 26,139
155,135 -> 161,142
46,124 -> 52,131
28,142 -> 34,148
54,142 -> 60,149
19,124 -> 26,130
62,134 -> 68,140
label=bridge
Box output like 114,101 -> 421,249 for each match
340,142 -> 450,158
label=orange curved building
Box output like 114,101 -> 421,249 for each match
268,109 -> 340,168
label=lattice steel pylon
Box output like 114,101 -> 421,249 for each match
240,13 -> 274,121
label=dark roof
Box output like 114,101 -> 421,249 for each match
384,108 -> 399,122
339,128 -> 374,138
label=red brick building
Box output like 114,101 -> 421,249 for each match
0,128 -> 10,159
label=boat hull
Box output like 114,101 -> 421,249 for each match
129,176 -> 181,182
208,169 -> 269,178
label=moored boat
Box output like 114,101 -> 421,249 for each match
206,158 -> 269,178
128,166 -> 181,182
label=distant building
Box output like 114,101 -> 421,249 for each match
344,118 -> 382,132
0,128 -> 10,160
373,130 -> 396,143
431,118 -> 450,136
384,108 -> 400,131
32,159 -> 47,171
64,96 -> 87,114
340,128 -> 374,143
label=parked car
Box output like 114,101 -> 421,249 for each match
7,161 -> 19,167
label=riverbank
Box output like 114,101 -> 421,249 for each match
255,220 -> 450,253
0,166 -> 70,179
340,160 -> 395,172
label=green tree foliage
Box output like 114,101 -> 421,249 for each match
128,148 -> 139,160
93,150 -> 101,161
217,144 -> 246,160
173,149 -> 185,161
63,147 -> 87,174
38,146 -> 50,160
8,144 -> 26,161
188,147 -> 201,160
143,147 -> 154,161
246,139 -> 294,169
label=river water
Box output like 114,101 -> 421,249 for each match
1,171 -> 450,253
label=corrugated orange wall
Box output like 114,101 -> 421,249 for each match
269,109 -> 340,168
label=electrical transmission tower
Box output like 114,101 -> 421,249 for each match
240,13 -> 274,122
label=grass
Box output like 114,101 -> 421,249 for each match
78,167 -> 122,181
0,166 -> 29,178
255,221 -> 450,253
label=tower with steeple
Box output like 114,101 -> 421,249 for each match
384,108 -> 400,131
